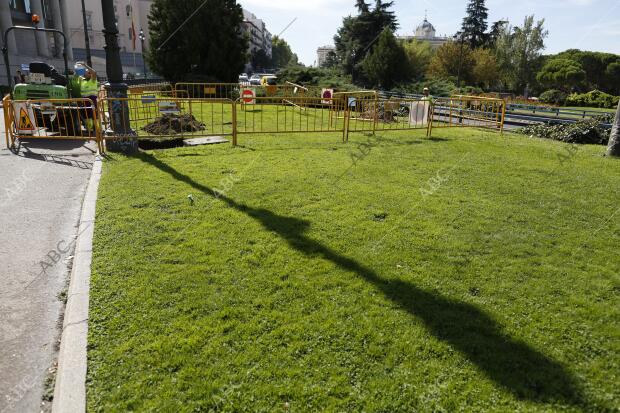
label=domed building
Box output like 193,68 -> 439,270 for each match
398,15 -> 449,49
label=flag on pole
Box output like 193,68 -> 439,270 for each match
130,0 -> 137,50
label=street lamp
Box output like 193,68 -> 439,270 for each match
81,0 -> 92,66
101,0 -> 137,153
139,28 -> 147,79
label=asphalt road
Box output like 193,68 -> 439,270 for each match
0,110 -> 95,413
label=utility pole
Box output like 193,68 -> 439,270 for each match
101,0 -> 137,153
80,0 -> 92,67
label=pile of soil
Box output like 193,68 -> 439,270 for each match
143,113 -> 206,135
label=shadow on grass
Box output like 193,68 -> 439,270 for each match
137,151 -> 593,409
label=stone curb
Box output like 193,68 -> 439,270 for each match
51,156 -> 102,413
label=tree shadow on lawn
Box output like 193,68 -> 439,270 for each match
137,152 -> 595,409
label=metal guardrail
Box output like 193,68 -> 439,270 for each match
506,103 -> 614,120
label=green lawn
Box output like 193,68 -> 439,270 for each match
562,106 -> 616,114
88,127 -> 619,412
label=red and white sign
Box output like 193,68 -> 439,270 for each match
321,88 -> 334,105
241,88 -> 255,105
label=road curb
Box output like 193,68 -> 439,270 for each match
51,156 -> 102,413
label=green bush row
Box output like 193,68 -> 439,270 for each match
564,90 -> 619,109
518,116 -> 611,145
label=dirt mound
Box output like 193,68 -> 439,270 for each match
143,113 -> 206,135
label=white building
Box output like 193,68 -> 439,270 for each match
317,45 -> 335,67
241,8 -> 272,70
398,16 -> 449,49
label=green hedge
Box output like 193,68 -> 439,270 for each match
539,89 -> 567,105
565,90 -> 620,108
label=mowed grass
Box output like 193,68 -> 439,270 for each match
121,98 -> 347,139
88,127 -> 620,412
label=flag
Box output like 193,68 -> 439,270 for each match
132,19 -> 137,50
130,0 -> 137,50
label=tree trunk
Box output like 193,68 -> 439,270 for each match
607,100 -> 620,157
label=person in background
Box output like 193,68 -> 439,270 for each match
69,62 -> 99,134
14,70 -> 25,84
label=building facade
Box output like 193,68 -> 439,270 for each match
316,45 -> 335,67
398,17 -> 449,49
241,8 -> 272,72
67,0 -> 153,76
1,0 -> 153,85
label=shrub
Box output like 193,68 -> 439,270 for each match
539,89 -> 567,105
565,90 -> 619,108
276,66 -> 355,90
391,78 -> 457,97
518,116 -> 610,145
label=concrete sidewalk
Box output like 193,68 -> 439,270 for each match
0,111 -> 95,412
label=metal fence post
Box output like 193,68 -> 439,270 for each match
232,100 -> 238,146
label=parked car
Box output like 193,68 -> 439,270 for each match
239,73 -> 249,83
260,75 -> 278,86
249,74 -> 262,85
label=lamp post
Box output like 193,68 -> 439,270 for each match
101,0 -> 137,153
80,0 -> 92,66
139,28 -> 147,79
456,32 -> 465,90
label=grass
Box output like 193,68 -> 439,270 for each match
88,127 -> 619,412
562,106 -> 616,114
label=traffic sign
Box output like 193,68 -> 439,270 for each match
241,88 -> 255,105
321,88 -> 333,105
159,101 -> 180,114
141,94 -> 156,104
13,102 -> 36,135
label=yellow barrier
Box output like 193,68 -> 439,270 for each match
234,96 -> 344,142
5,97 -> 103,153
429,96 -> 506,135
3,89 -> 506,154
98,97 -> 235,145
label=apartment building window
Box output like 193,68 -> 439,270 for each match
10,0 -> 31,13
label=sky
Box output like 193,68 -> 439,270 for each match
238,0 -> 620,66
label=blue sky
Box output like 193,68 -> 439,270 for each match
239,0 -> 620,65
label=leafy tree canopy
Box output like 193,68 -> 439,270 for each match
536,58 -> 586,91
361,29 -> 409,89
460,0 -> 489,48
271,36 -> 299,69
147,0 -> 247,82
334,0 -> 399,83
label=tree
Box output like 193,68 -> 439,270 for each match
548,49 -> 620,93
472,48 -> 499,89
323,51 -> 339,68
271,36 -> 298,68
147,0 -> 247,82
536,58 -> 586,91
605,62 -> 620,95
361,29 -> 408,89
334,0 -> 399,83
494,16 -> 548,94
486,20 -> 508,48
461,0 -> 489,48
607,100 -> 620,157
250,49 -> 271,71
403,39 -> 433,80
427,41 -> 475,84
